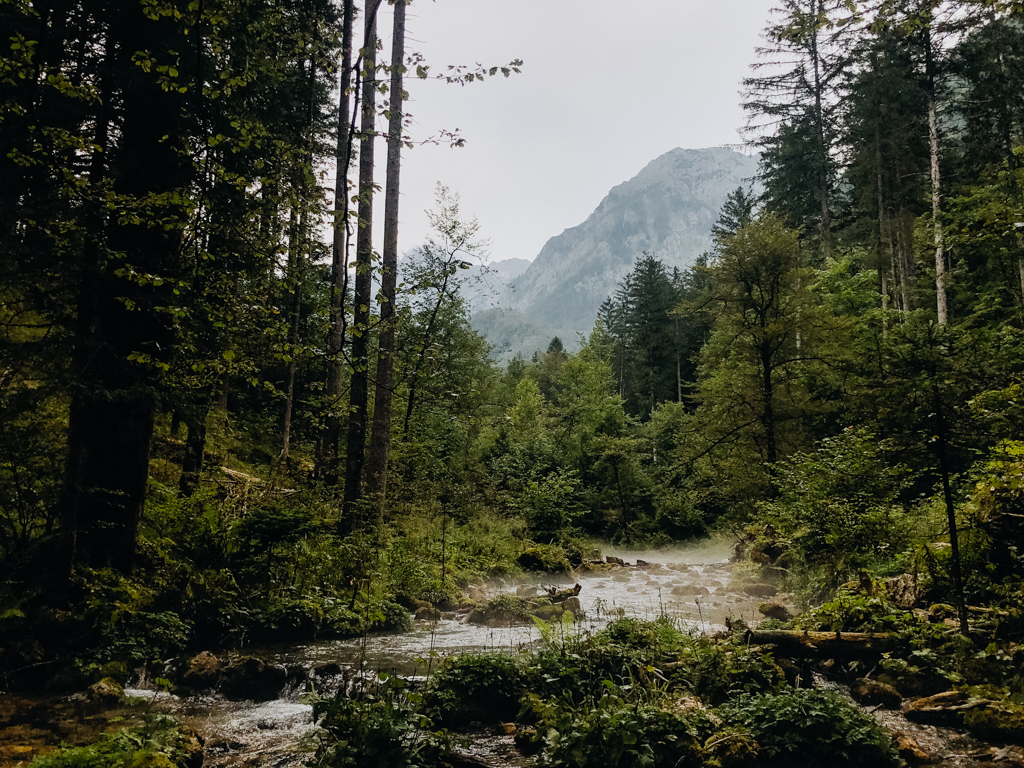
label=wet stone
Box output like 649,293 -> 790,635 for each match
850,678 -> 902,709
219,657 -> 288,702
742,583 -> 778,598
86,677 -> 124,708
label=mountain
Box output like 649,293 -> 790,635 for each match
494,147 -> 760,344
461,257 -> 532,314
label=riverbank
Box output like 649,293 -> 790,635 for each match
5,546 -> 1024,768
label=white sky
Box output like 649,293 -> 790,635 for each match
370,0 -> 771,265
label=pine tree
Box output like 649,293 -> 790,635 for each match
744,0 -> 853,257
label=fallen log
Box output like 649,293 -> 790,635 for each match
745,629 -> 899,657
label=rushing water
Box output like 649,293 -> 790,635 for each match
127,541 -> 779,767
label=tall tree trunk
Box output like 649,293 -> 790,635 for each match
925,22 -> 948,323
875,125 -> 899,319
178,405 -> 208,497
280,209 -> 305,464
343,1 -> 378,527
933,388 -> 969,634
63,11 -> 191,573
322,0 -> 355,486
897,208 -> 917,310
810,0 -> 833,259
365,0 -> 407,503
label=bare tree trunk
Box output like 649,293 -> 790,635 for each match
322,0 -> 355,486
933,389 -> 968,634
365,0 -> 406,503
179,405 -> 208,497
925,23 -> 947,324
810,0 -> 833,259
343,1 -> 378,526
929,93 -> 947,324
280,209 -> 304,464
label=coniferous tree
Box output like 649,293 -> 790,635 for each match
744,0 -> 853,257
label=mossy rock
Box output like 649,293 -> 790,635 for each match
962,700 -> 1024,742
531,604 -> 564,621
517,545 -> 571,573
87,677 -> 125,707
130,753 -> 176,768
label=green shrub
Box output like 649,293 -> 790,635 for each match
29,715 -> 200,768
424,652 -> 526,724
719,688 -> 897,768
532,691 -> 713,768
791,594 -> 920,633
311,681 -> 452,768
685,644 -> 786,705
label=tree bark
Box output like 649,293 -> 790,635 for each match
365,0 -> 407,503
178,405 -> 208,498
280,208 -> 304,465
62,10 -> 191,573
933,389 -> 970,635
322,0 -> 355,486
925,22 -> 948,324
810,0 -> 833,259
343,1 -> 378,527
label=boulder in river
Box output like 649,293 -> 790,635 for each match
605,556 -> 626,566
895,733 -> 932,765
414,605 -> 441,621
87,677 -> 124,708
757,602 -> 792,621
742,583 -> 778,598
563,597 -> 582,617
182,651 -> 222,690
219,656 -> 288,701
850,678 -> 902,709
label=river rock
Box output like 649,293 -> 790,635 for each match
742,583 -> 778,598
220,657 -> 288,701
895,734 -> 932,765
563,597 -> 582,617
671,585 -> 710,596
87,677 -> 124,707
414,605 -> 441,621
850,678 -> 902,709
605,556 -> 626,566
182,651 -> 222,690
757,602 -> 792,621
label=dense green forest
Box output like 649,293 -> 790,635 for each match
3,0 -> 1024,766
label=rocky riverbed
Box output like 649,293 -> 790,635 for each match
2,544 -> 1020,767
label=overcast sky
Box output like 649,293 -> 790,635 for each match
370,0 -> 771,264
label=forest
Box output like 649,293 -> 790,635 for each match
2,0 -> 1024,767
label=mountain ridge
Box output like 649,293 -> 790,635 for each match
492,147 -> 759,346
